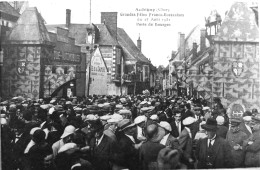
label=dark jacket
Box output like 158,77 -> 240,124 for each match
139,141 -> 165,170
170,120 -> 184,138
116,134 -> 139,170
196,136 -> 234,169
90,134 -> 117,170
226,130 -> 248,167
165,134 -> 179,150
239,122 -> 252,138
178,127 -> 193,164
216,125 -> 228,139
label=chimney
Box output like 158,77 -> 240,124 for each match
101,12 -> 117,40
137,34 -> 142,51
66,9 -> 71,28
179,33 -> 185,60
200,29 -> 206,52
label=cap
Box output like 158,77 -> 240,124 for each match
159,121 -> 172,132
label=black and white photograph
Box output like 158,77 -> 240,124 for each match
0,0 -> 259,169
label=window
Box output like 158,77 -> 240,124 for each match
52,66 -> 56,73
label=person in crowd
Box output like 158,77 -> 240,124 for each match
89,119 -> 117,170
139,123 -> 166,170
157,147 -> 187,170
196,118 -> 234,169
104,113 -> 123,142
27,129 -> 53,170
244,114 -> 260,167
182,103 -> 194,121
116,119 -> 140,170
134,115 -> 147,142
170,110 -> 183,138
159,121 -> 179,149
216,115 -> 228,139
52,125 -> 76,158
239,111 -> 253,138
194,121 -> 207,140
226,118 -> 248,168
178,116 -> 196,168
202,106 -> 211,121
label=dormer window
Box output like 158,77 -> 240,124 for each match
87,32 -> 93,44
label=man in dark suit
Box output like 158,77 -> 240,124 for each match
196,118 -> 234,169
159,121 -> 179,150
170,111 -> 184,138
89,119 -> 117,170
178,116 -> 196,168
239,112 -> 253,138
115,119 -> 141,170
182,103 -> 195,121
140,123 -> 166,170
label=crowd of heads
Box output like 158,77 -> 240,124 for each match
1,94 -> 260,170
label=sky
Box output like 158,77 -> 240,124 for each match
28,0 -> 244,67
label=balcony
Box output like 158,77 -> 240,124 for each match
113,73 -> 143,83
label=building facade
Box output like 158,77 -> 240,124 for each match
2,7 -> 86,99
170,2 -> 259,115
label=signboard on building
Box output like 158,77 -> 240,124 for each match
89,47 -> 108,95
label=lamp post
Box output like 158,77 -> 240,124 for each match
0,49 -> 3,99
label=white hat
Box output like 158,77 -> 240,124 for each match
134,115 -> 147,125
183,117 -> 196,125
60,125 -> 76,139
30,127 -> 41,135
150,114 -> 159,121
65,101 -> 72,105
107,114 -> 123,123
40,104 -> 50,110
100,115 -> 111,121
140,101 -> 147,105
202,106 -> 210,111
159,121 -> 172,132
48,107 -> 55,115
50,99 -> 56,104
243,116 -> 252,121
58,143 -> 77,153
86,114 -> 98,121
216,116 -> 225,125
1,118 -> 7,125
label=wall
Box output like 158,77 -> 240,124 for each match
213,42 -> 260,111
2,45 -> 45,99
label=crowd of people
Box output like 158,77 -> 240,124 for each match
1,94 -> 260,170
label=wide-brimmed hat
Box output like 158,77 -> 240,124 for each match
58,142 -> 78,153
118,119 -> 135,131
60,125 -> 76,138
201,118 -> 218,131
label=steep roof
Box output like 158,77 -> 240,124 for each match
5,7 -> 53,45
0,2 -> 20,17
117,28 -> 150,63
46,23 -> 119,46
214,2 -> 259,42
